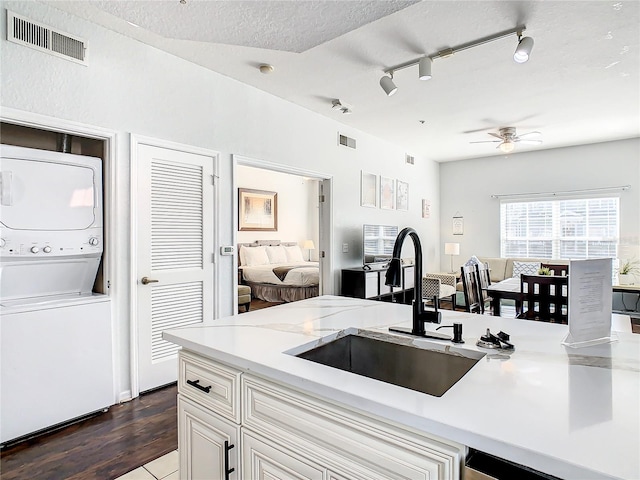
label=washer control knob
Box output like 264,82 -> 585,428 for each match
89,237 -> 99,246
31,246 -> 40,254
43,246 -> 52,253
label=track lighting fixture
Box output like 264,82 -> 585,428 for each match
379,74 -> 397,96
513,34 -> 534,63
379,25 -> 532,96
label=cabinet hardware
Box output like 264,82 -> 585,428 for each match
224,440 -> 235,479
141,277 -> 159,285
186,379 -> 211,393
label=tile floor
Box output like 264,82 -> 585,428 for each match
115,450 -> 178,480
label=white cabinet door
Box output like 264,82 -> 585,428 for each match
179,395 -> 239,480
242,431 -> 324,480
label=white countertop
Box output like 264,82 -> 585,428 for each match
164,295 -> 640,480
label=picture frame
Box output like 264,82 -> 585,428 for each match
396,180 -> 409,211
453,215 -> 464,235
238,188 -> 278,231
360,171 -> 378,208
380,176 -> 395,210
422,199 -> 431,218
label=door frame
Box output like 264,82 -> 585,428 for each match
232,155 -> 333,311
130,134 -> 220,398
0,107 -> 119,401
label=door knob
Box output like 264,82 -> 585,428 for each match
141,277 -> 159,285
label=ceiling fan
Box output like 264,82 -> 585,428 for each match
470,127 -> 542,153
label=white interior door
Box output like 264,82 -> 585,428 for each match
136,143 -> 215,392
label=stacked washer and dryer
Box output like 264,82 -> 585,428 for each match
0,144 -> 113,444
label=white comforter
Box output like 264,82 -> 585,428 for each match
241,262 -> 319,286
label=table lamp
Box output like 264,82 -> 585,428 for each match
303,240 -> 315,261
444,242 -> 460,273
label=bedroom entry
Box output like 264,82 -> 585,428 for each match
133,138 -> 218,394
234,157 -> 332,311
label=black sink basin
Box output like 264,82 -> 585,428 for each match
295,330 -> 483,397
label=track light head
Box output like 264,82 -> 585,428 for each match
380,75 -> 398,96
513,36 -> 534,63
418,57 -> 432,80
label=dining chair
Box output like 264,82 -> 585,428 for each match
540,263 -> 569,276
422,273 -> 457,310
476,262 -> 493,314
518,274 -> 568,324
460,265 -> 482,314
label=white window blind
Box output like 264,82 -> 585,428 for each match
500,197 -> 619,259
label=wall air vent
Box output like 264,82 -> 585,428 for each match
7,11 -> 87,65
338,133 -> 356,149
405,154 -> 415,165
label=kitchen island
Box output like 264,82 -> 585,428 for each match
164,295 -> 639,480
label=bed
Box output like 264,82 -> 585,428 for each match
238,241 -> 319,303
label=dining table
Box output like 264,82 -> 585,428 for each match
484,276 -> 523,317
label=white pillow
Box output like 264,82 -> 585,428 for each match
464,255 -> 481,266
512,261 -> 541,277
242,246 -> 270,266
284,245 -> 305,263
265,245 -> 287,264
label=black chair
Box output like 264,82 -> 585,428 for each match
460,265 -> 482,314
518,274 -> 568,324
540,263 -> 569,276
476,262 -> 493,314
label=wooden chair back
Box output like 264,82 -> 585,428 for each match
460,265 -> 482,314
476,262 -> 492,314
519,274 -> 568,324
540,263 -> 569,276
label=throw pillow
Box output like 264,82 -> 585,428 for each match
464,255 -> 482,266
242,246 -> 270,266
284,245 -> 305,263
512,261 -> 541,277
265,245 -> 287,264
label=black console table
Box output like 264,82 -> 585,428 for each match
341,265 -> 415,304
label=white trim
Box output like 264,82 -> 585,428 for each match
118,390 -> 133,404
232,155 -> 334,298
129,133 -> 220,398
0,107 -> 121,404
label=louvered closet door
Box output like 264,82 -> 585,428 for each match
136,144 -> 215,393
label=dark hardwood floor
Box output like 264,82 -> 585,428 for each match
0,384 -> 177,480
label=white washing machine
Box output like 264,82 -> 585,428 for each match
0,145 -> 113,444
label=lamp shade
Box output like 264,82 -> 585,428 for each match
444,242 -> 460,255
303,240 -> 315,250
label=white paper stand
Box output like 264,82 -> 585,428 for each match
562,258 -> 616,348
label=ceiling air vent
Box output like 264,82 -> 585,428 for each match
338,133 -> 356,149
7,11 -> 87,65
405,154 -> 415,165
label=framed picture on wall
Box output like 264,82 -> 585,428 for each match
238,188 -> 278,231
380,177 -> 395,210
422,199 -> 431,218
360,171 -> 378,208
396,180 -> 409,211
453,215 -> 464,235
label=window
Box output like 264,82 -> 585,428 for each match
500,197 -> 619,259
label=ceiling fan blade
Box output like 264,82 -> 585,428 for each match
517,139 -> 543,145
517,131 -> 542,138
470,140 -> 501,144
487,132 -> 503,139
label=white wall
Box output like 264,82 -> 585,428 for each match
236,165 -> 319,259
439,138 -> 640,271
0,3 -> 440,399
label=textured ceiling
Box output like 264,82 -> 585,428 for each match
48,0 -> 640,162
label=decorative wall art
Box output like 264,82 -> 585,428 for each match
360,171 -> 378,208
239,188 -> 278,231
422,199 -> 431,218
396,180 -> 409,211
453,214 -> 464,235
380,177 -> 395,210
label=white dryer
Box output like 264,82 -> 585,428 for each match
0,145 -> 113,444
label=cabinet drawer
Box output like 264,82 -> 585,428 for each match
179,350 -> 241,423
242,375 -> 462,480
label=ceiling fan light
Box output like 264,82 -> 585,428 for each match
513,36 -> 534,63
418,57 -> 432,80
500,140 -> 516,153
380,75 -> 398,96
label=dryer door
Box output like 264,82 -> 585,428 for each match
0,158 -> 97,231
